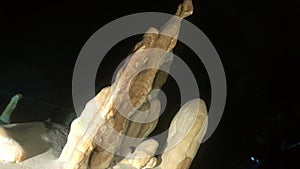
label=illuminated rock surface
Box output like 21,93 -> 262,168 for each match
0,0 -> 208,169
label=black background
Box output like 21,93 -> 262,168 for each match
0,0 -> 299,168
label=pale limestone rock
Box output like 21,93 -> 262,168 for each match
0,1 -> 208,169
0,127 -> 26,163
119,139 -> 159,169
59,0 -> 195,168
158,98 -> 208,169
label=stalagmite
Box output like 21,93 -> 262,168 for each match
59,1 -> 195,168
0,1 -> 209,169
157,99 -> 208,169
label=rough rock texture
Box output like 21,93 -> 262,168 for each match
157,99 -> 208,169
0,127 -> 27,163
0,1 -> 208,169
118,139 -> 159,169
58,1 -> 195,169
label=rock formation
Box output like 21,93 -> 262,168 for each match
0,1 -> 208,169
